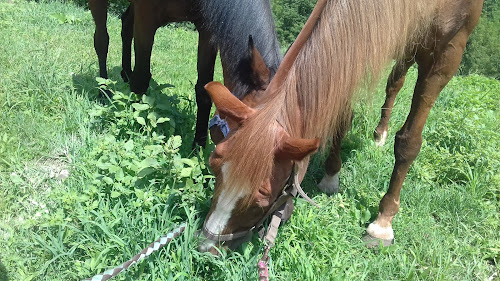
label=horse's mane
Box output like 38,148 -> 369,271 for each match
199,0 -> 283,98
222,0 -> 438,206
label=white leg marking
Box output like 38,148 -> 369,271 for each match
366,222 -> 394,240
375,130 -> 388,147
318,172 -> 340,194
199,163 -> 248,251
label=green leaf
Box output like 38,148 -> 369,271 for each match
137,167 -> 155,178
179,158 -> 197,167
110,191 -> 121,198
147,112 -> 159,121
135,189 -> 145,200
139,158 -> 159,169
156,117 -> 170,124
114,168 -> 125,181
135,117 -> 146,126
108,165 -> 121,173
167,135 -> 182,150
361,209 -> 371,223
180,167 -> 193,178
132,103 -> 149,111
124,140 -> 134,151
103,177 -> 114,185
142,95 -> 156,105
10,173 -> 23,184
95,77 -> 109,86
50,13 -> 67,24
144,145 -> 163,155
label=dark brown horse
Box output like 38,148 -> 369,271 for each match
198,0 -> 483,252
88,0 -> 282,147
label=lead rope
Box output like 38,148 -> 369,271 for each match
257,164 -> 319,280
257,202 -> 289,281
84,222 -> 187,281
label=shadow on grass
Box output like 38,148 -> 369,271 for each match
71,67 -> 198,153
0,258 -> 8,281
71,66 -> 127,101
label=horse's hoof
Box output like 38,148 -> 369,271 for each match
373,130 -> 387,146
362,233 -> 394,248
318,173 -> 340,194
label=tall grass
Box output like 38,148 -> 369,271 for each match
0,1 -> 498,280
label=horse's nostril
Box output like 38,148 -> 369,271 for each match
197,241 -> 222,256
197,232 -> 220,255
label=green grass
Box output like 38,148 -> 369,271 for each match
0,1 -> 499,280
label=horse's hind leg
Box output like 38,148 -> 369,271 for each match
364,26 -> 476,247
89,0 -> 109,79
120,4 -> 134,82
374,59 -> 413,146
193,29 -> 217,148
318,111 -> 352,194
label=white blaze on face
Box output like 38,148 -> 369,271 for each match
200,163 -> 249,250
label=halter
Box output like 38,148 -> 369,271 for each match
209,114 -> 230,138
201,163 -> 318,243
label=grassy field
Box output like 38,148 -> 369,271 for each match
1,1 -> 499,280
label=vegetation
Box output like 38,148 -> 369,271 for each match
0,1 -> 499,280
460,0 -> 500,78
271,0 -> 317,46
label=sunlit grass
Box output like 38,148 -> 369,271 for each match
0,1 -> 498,280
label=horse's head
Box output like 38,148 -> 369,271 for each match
200,1 -> 327,252
209,36 -> 275,145
198,82 -> 319,253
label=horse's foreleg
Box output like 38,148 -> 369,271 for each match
364,30 -> 471,247
89,0 -> 109,79
318,110 -> 352,194
193,29 -> 217,148
374,59 -> 413,146
120,4 -> 134,83
130,4 -> 158,94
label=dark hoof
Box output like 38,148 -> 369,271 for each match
130,72 -> 151,94
362,233 -> 394,248
192,137 -> 207,149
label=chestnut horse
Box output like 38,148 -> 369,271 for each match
198,0 -> 483,252
88,0 -> 282,146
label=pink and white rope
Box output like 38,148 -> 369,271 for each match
257,260 -> 269,281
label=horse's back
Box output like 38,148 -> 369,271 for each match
131,0 -> 199,23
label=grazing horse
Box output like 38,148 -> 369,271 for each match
88,0 -> 282,147
198,0 -> 483,252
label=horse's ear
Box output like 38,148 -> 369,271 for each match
205,82 -> 255,124
248,35 -> 271,88
276,136 -> 320,160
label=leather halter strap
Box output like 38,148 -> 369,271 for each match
202,163 -> 318,242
